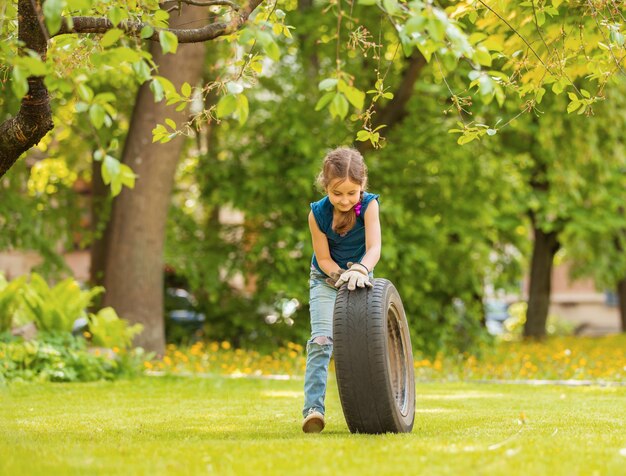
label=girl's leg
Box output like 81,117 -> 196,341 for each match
303,272 -> 337,417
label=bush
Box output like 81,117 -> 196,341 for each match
88,307 -> 143,349
0,332 -> 147,384
21,273 -> 104,333
0,274 -> 25,333
0,273 -> 149,385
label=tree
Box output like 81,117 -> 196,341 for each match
100,5 -> 208,355
0,0 -> 264,179
4,0 -> 626,352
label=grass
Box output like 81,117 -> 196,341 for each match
1,375 -> 625,475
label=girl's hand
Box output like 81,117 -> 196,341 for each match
325,268 -> 347,287
335,262 -> 372,290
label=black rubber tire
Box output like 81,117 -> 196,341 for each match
333,278 -> 415,434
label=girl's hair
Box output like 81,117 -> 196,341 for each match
316,147 -> 368,235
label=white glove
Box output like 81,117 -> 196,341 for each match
335,262 -> 372,290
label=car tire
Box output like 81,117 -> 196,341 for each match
333,278 -> 415,434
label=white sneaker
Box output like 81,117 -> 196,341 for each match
302,409 -> 325,433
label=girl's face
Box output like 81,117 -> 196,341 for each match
327,178 -> 362,212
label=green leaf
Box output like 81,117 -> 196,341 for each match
458,133 -> 477,145
567,100 -> 581,114
11,66 -> 29,100
237,94 -> 249,125
343,86 -> 365,110
101,155 -> 120,186
405,16 -> 426,35
315,92 -> 335,111
263,37 -> 280,62
16,56 -> 49,76
43,0 -> 66,36
101,28 -> 124,48
226,82 -> 244,94
216,94 -> 238,118
77,83 -> 94,102
140,26 -> 155,39
536,11 -> 545,26
610,30 -> 625,46
382,0 -> 400,15
159,30 -> 179,54
358,0 -> 378,5
119,164 -> 136,189
107,46 -> 141,63
132,60 -> 152,83
581,89 -> 591,98
67,0 -> 92,9
153,76 -> 177,98
181,82 -> 192,97
356,130 -> 371,141
318,78 -> 338,91
535,87 -> 546,104
552,80 -> 564,94
478,75 -> 494,96
150,78 -> 164,102
152,124 -> 168,143
89,104 -> 106,129
473,46 -> 492,66
330,93 -> 349,119
165,118 -> 176,130
428,17 -> 445,43
108,6 -> 128,27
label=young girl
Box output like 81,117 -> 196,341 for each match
302,146 -> 381,433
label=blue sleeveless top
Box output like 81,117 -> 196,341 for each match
310,192 -> 380,275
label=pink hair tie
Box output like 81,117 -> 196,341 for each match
354,202 -> 362,217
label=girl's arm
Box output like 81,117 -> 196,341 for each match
359,199 -> 381,271
309,211 -> 342,276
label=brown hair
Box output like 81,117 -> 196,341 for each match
316,147 -> 368,235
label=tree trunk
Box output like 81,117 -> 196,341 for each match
524,223 -> 560,338
0,0 -> 53,178
102,6 -> 207,355
618,277 -> 626,332
90,161 -> 111,290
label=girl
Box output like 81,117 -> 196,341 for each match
302,146 -> 381,433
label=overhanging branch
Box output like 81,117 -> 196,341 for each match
55,0 -> 264,42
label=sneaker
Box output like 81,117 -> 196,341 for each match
302,409 -> 325,433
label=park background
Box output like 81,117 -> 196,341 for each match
1,0 -> 626,474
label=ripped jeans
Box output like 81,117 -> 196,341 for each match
303,268 -> 337,417
302,267 -> 373,417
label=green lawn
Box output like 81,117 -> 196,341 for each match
1,376 -> 625,475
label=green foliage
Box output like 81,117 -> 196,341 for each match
0,332 -> 146,384
21,274 -> 104,333
0,275 -> 25,333
88,307 -> 144,349
164,10 -> 529,355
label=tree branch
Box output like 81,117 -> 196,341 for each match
0,0 -> 53,178
0,0 -> 265,179
177,0 -> 240,10
55,0 -> 264,42
374,51 -> 426,128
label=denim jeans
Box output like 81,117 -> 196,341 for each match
302,266 -> 373,418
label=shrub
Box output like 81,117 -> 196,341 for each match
0,332 -> 147,384
21,273 -> 104,333
89,307 -> 143,349
0,274 -> 25,333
